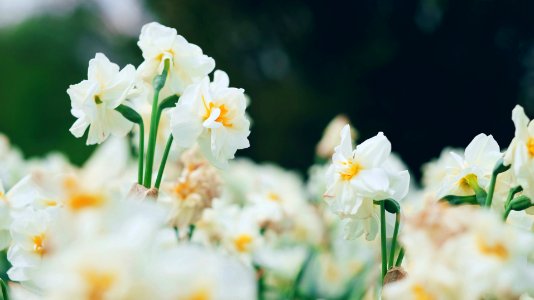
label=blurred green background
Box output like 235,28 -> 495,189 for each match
0,0 -> 532,179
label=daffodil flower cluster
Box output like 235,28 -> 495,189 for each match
0,20 -> 533,300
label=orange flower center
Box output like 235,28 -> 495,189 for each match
67,193 -> 104,212
477,237 -> 508,260
188,289 -> 211,300
234,234 -> 253,252
339,160 -> 362,181
32,233 -> 47,257
411,284 -> 435,300
202,96 -> 232,127
173,181 -> 194,201
83,270 -> 115,300
527,138 -> 534,157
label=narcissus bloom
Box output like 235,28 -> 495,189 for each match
158,147 -> 221,229
504,105 -> 534,199
170,70 -> 250,168
137,22 -> 215,96
324,125 -> 409,240
436,133 -> 502,199
68,53 -> 136,145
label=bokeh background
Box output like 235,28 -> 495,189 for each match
0,0 -> 532,180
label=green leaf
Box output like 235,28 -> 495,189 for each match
159,95 -> 179,110
374,199 -> 400,214
115,105 -> 143,124
0,278 -> 9,300
440,195 -> 479,206
510,195 -> 532,211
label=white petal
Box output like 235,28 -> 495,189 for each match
464,133 -> 501,166
69,118 -> 90,138
355,132 -> 391,168
512,105 -> 530,139
350,168 -> 390,199
170,106 -> 203,149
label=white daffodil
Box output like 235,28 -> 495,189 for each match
387,203 -> 534,300
504,105 -> 534,199
436,133 -> 502,199
323,125 -> 409,240
158,146 -> 221,229
0,134 -> 26,189
68,53 -> 136,145
0,181 -> 11,250
155,245 -> 257,300
170,70 -> 250,168
8,208 -> 53,284
137,22 -> 215,96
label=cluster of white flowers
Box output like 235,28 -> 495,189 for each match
1,19 -> 534,300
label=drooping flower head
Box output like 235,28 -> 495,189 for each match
68,53 -> 136,145
170,70 -> 251,168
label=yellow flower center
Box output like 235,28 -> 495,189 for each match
202,96 -> 232,128
83,270 -> 115,300
339,160 -> 362,181
527,137 -> 534,157
43,199 -> 57,207
267,192 -> 281,202
234,234 -> 253,253
458,173 -> 477,192
411,284 -> 435,300
477,237 -> 508,260
67,193 -> 104,212
0,192 -> 7,203
173,181 -> 194,201
188,289 -> 211,300
32,233 -> 47,257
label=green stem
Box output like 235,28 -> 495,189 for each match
255,265 -> 265,300
503,206 -> 512,221
154,135 -> 174,189
395,248 -> 405,267
485,159 -> 511,207
388,212 -> 400,269
137,122 -> 144,185
485,172 -> 497,208
143,60 -> 170,188
188,224 -> 196,240
379,201 -> 387,283
289,249 -> 314,299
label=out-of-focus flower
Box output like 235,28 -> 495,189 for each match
0,134 -> 26,189
158,146 -> 221,229
8,209 -> 52,284
156,245 -> 257,300
316,115 -> 357,159
384,203 -> 534,300
0,181 -> 11,250
421,147 -> 462,193
324,125 -> 410,240
436,134 -> 502,198
137,22 -> 215,97
170,70 -> 250,168
504,105 -> 534,199
68,53 -> 136,145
